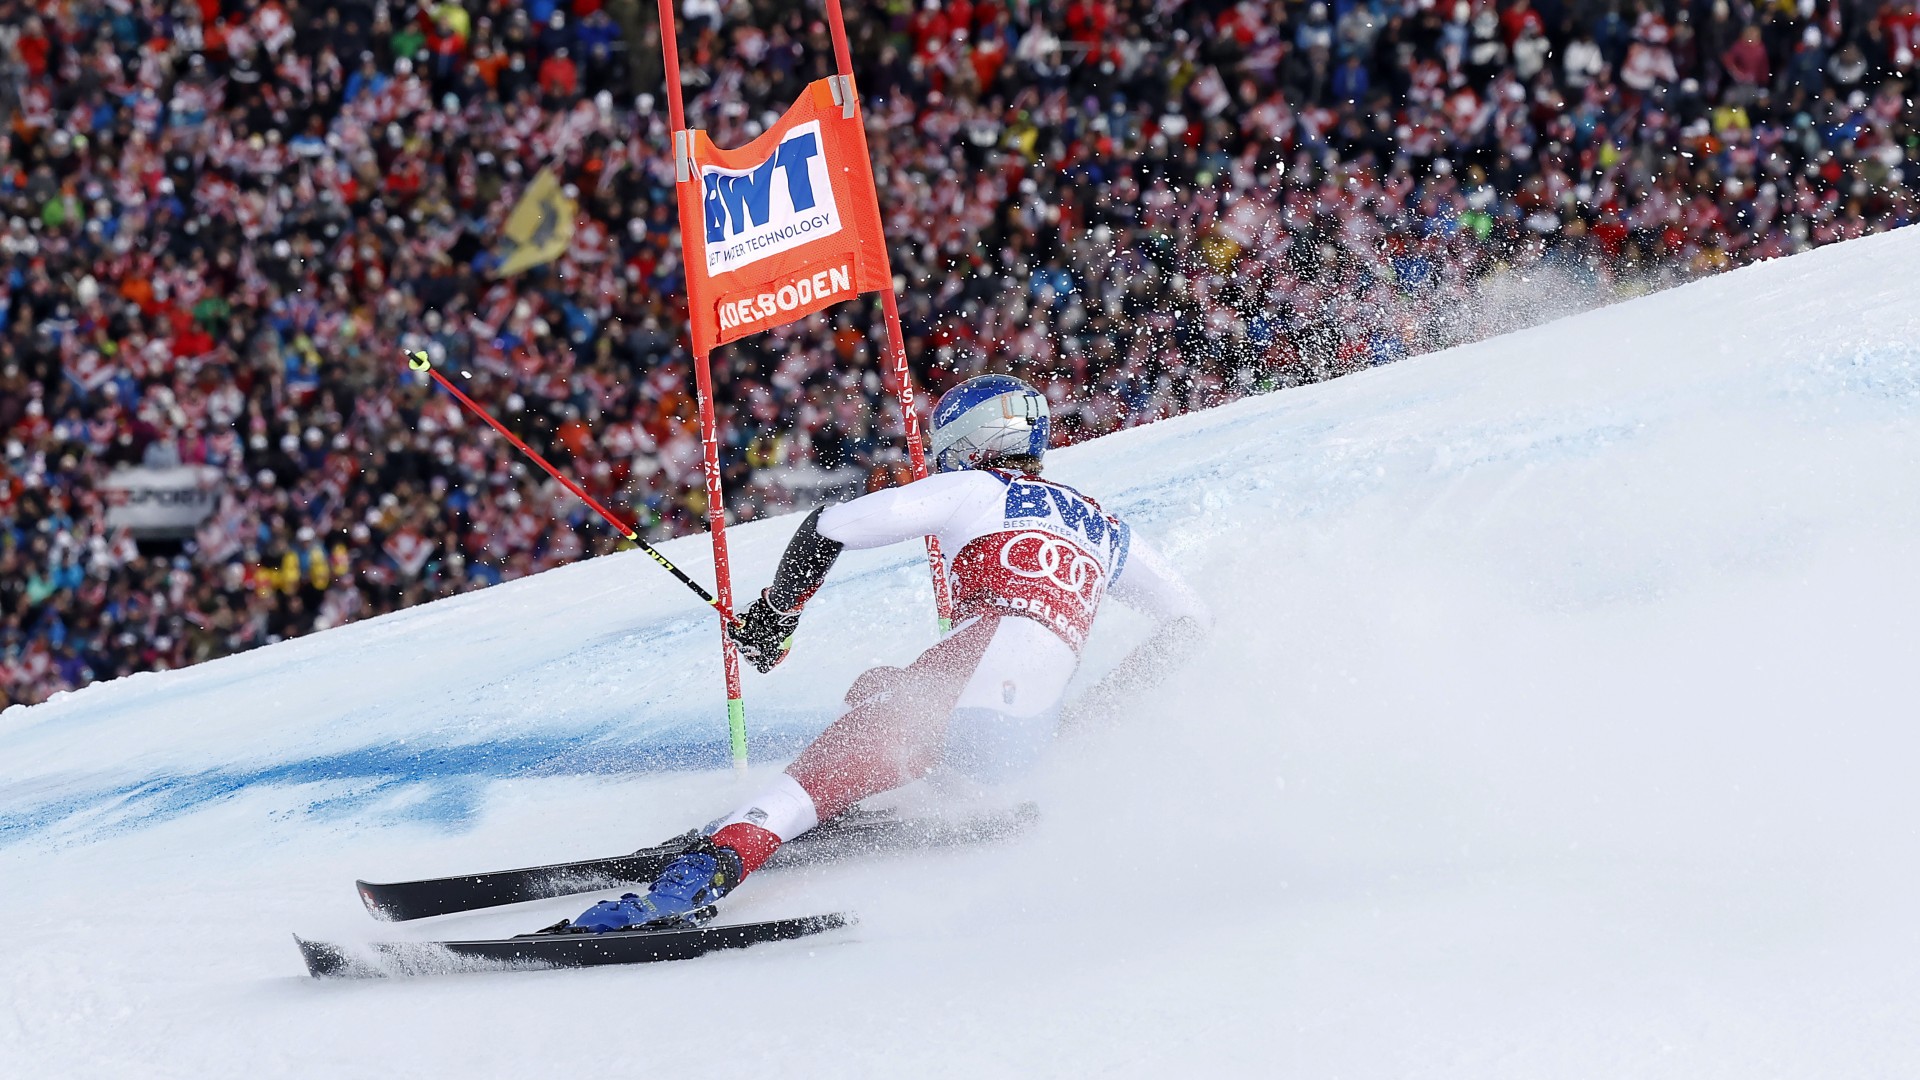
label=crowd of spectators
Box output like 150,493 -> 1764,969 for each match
2,0 -> 1916,707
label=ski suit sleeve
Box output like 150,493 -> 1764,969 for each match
1107,533 -> 1212,629
1065,532 -> 1212,729
764,508 -> 845,613
814,471 -> 991,550
761,473 -> 990,612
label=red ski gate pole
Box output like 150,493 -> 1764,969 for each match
657,0 -> 750,774
822,0 -> 956,631
649,0 -> 958,772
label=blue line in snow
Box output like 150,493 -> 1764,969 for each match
0,726 -> 821,848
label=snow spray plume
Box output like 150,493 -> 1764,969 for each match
403,350 -> 733,620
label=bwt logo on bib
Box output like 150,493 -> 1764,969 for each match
701,121 -> 842,273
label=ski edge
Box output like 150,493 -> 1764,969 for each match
296,912 -> 856,979
353,852 -> 675,922
356,802 -> 1039,922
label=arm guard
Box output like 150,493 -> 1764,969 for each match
765,507 -> 846,614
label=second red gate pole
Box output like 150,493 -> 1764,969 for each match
822,0 -> 957,630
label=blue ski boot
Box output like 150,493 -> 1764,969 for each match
567,840 -> 743,932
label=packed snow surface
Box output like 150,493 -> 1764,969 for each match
6,231 -> 1920,1078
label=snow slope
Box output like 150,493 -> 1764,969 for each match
5,230 -> 1920,1079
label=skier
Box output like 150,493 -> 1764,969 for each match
569,374 -> 1211,931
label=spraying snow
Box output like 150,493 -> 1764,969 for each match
4,231 -> 1919,1077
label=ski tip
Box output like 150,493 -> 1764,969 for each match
294,934 -> 368,979
353,880 -> 397,921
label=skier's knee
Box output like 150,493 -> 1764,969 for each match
844,665 -> 907,708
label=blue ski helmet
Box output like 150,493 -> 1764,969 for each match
929,374 -> 1050,473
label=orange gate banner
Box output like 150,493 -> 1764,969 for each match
676,78 -> 892,356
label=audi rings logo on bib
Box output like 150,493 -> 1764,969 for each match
998,532 -> 1103,611
947,526 -> 1114,649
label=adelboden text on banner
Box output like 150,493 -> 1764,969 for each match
676,78 -> 892,356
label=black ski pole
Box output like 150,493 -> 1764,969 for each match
405,351 -> 731,617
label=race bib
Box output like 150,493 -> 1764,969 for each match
948,479 -> 1129,648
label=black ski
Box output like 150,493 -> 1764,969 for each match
296,912 -> 854,979
357,802 -> 1038,922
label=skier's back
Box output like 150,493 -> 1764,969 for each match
569,374 -> 1211,931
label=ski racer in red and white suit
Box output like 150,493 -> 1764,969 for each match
704,467 -> 1211,880
566,376 -> 1209,932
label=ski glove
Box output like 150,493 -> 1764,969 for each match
729,590 -> 802,673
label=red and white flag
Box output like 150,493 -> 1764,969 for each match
676,78 -> 893,355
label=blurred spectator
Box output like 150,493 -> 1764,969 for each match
1722,25 -> 1772,92
2,0 -> 1917,708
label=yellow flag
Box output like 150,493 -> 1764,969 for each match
494,168 -> 576,277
